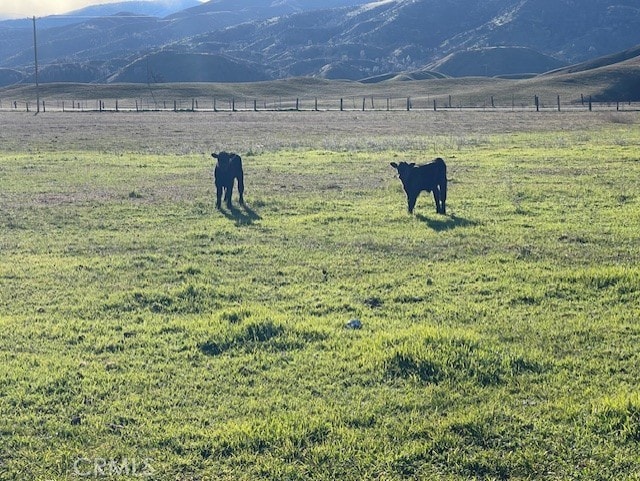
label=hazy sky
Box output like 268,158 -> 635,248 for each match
0,0 -> 199,19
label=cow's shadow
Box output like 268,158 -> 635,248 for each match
219,203 -> 261,225
415,213 -> 478,231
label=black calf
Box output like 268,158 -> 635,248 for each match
390,158 -> 447,214
212,151 -> 244,209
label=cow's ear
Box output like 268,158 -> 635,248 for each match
390,162 -> 398,168
212,153 -> 218,159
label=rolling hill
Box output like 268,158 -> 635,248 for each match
4,42 -> 640,105
0,0 -> 639,85
426,47 -> 566,79
107,51 -> 270,83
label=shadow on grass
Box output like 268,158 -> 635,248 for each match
219,202 -> 262,225
415,213 -> 479,231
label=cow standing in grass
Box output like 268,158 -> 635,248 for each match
390,157 -> 447,214
212,151 -> 244,209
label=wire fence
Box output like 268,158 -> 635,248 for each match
0,95 -> 638,113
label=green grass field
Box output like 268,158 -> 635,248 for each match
1,111 -> 640,480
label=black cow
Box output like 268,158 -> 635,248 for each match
212,151 -> 244,209
390,157 -> 447,214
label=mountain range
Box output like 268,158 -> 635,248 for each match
1,0 -> 639,86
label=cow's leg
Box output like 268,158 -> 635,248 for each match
440,182 -> 447,215
236,173 -> 245,205
433,188 -> 441,214
216,185 -> 223,209
407,192 -> 418,214
225,183 -> 233,209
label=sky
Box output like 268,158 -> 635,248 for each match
0,0 -> 199,19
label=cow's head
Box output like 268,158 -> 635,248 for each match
390,161 -> 416,182
212,151 -> 233,170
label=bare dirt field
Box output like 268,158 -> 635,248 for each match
1,110 -> 636,155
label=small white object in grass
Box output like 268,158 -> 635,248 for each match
346,319 -> 362,329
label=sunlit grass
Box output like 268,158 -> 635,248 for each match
1,120 -> 640,479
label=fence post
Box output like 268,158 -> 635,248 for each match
406,97 -> 411,111
588,96 -> 592,112
315,97 -> 318,111
491,96 -> 495,108
362,97 -> 366,111
340,98 -> 343,111
232,97 -> 236,112
433,99 -> 437,111
616,101 -> 620,111
42,101 -> 45,113
296,98 -> 299,111
534,95 -> 539,112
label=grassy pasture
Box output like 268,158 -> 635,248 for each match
1,110 -> 640,480
2,73 -> 637,112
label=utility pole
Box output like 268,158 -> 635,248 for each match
33,16 -> 40,113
